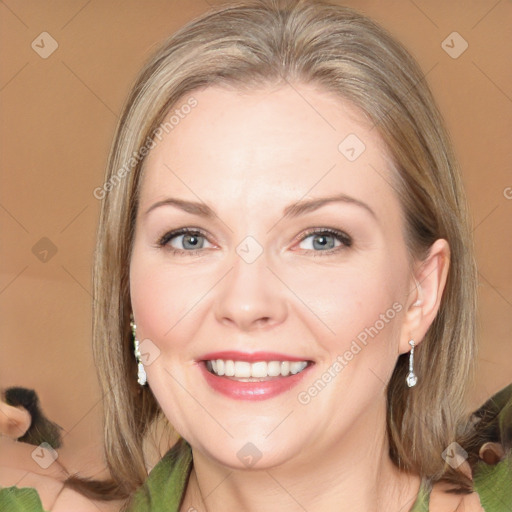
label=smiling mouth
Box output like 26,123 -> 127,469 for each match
204,359 -> 314,381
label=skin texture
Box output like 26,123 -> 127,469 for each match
0,402 -> 123,510
0,436 -> 123,511
129,83 -> 451,511
0,401 -> 31,439
0,83 -> 482,511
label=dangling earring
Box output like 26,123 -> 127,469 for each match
130,315 -> 147,386
406,339 -> 418,388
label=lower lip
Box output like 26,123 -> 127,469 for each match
198,361 -> 314,401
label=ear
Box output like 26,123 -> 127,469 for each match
399,238 -> 450,354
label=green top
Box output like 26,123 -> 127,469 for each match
408,459 -> 512,511
1,384 -> 511,511
127,437 -> 512,512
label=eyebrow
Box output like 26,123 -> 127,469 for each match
144,193 -> 376,220
145,198 -> 215,218
282,193 -> 376,220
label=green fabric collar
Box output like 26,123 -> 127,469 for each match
2,383 -> 511,511
128,452 -> 512,512
127,437 -> 193,511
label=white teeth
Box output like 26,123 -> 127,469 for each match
225,360 -> 235,377
267,361 -> 281,377
290,361 -> 305,374
251,361 -> 267,378
234,361 -> 251,378
206,359 -> 308,378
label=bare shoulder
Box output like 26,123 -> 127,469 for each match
0,436 -> 68,509
0,468 -> 124,512
429,482 -> 484,512
0,465 -> 65,509
0,437 -> 68,481
0,437 -> 125,511
52,487 -> 125,512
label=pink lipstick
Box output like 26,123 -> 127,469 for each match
198,351 -> 314,401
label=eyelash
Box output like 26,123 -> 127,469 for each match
298,228 -> 353,256
157,228 -> 210,256
156,227 -> 353,257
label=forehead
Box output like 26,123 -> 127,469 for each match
138,83 -> 400,222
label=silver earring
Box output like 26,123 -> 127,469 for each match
406,339 -> 418,388
130,315 -> 147,386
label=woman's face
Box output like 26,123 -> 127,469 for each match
130,83 -> 420,469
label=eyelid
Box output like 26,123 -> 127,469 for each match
157,226 -> 353,256
157,227 -> 215,254
293,227 -> 353,255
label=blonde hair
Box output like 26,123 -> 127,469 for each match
65,0 -> 477,504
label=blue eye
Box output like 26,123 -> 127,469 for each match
157,228 -> 212,254
297,229 -> 352,255
157,227 -> 353,257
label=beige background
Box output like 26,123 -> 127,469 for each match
1,0 -> 511,479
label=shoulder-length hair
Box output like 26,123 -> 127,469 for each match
65,0 -> 477,505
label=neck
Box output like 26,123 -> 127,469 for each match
180,398 -> 421,512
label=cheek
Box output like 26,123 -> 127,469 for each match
130,274 -> 165,342
297,263 -> 406,392
129,249 -> 185,350
337,277 -> 399,342
285,256 -> 404,347
129,246 -> 217,361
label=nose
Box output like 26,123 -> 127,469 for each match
213,250 -> 288,331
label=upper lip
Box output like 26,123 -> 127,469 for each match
199,351 -> 313,363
